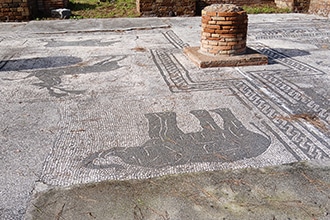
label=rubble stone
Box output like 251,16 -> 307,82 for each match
51,8 -> 71,19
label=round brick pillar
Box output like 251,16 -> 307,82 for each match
201,4 -> 248,56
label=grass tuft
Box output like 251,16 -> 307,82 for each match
242,3 -> 292,14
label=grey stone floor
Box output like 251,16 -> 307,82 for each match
0,14 -> 330,219
27,160 -> 330,220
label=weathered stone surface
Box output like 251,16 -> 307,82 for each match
26,160 -> 330,220
51,8 -> 71,19
0,0 -> 35,21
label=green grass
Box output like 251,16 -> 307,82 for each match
63,1 -> 291,20
69,0 -> 139,19
242,4 -> 292,14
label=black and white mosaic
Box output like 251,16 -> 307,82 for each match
40,23 -> 330,185
82,108 -> 271,169
1,17 -> 329,187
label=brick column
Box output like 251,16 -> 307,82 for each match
201,4 -> 248,56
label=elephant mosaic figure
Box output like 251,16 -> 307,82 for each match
83,108 -> 271,169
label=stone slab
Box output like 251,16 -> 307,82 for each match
51,8 -> 71,19
26,159 -> 330,220
184,46 -> 268,68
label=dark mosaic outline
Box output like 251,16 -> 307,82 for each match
163,30 -> 190,49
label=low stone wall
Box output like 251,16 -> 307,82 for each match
309,0 -> 330,17
138,0 -> 274,16
137,0 -> 330,17
0,0 -> 68,21
137,0 -> 196,17
0,0 -> 37,21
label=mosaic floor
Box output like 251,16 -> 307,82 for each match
1,16 -> 330,187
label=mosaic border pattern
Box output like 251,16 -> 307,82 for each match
154,30 -> 330,161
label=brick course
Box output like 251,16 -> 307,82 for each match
137,0 -> 196,17
138,0 -> 274,16
0,0 -> 36,21
0,0 -> 68,21
200,4 -> 248,56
